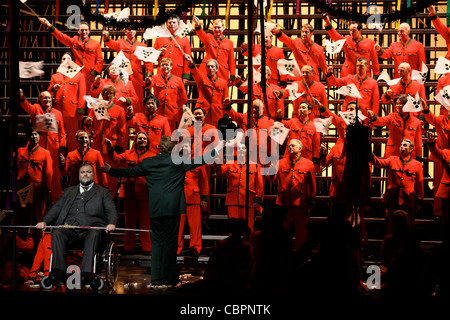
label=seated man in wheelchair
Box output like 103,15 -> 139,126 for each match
36,163 -> 117,286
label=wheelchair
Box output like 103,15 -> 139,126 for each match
41,237 -> 119,291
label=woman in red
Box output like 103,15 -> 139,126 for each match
105,131 -> 153,254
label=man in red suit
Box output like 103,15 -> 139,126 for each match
145,58 -> 188,131
103,28 -> 154,113
39,18 -> 103,89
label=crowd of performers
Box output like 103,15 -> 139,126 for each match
10,5 -> 450,283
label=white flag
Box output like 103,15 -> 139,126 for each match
111,51 -> 133,76
323,39 -> 346,55
277,59 -> 302,78
178,106 -> 196,130
411,62 -> 428,84
143,25 -> 173,40
434,85 -> 450,111
241,68 -> 261,86
56,60 -> 83,78
176,21 -> 193,38
402,92 -> 423,113
103,8 -> 130,21
254,21 -> 278,34
336,83 -> 362,99
285,82 -> 305,101
313,117 -> 333,135
84,95 -> 111,121
253,54 -> 262,66
269,121 -> 290,145
434,56 -> 450,75
339,110 -> 367,126
35,113 -> 58,133
19,61 -> 45,79
134,46 -> 161,63
377,71 -> 401,86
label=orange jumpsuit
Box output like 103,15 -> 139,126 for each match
126,113 -> 172,156
325,24 -> 380,78
215,163 -> 264,233
60,146 -> 108,187
274,29 -> 328,82
146,73 -> 188,131
370,112 -> 423,160
279,79 -> 328,119
377,38 -> 426,75
178,165 -> 209,255
429,143 -> 450,223
16,144 -> 53,222
109,148 -> 153,252
154,36 -> 192,81
104,37 -> 154,114
326,73 -> 380,117
90,78 -> 139,110
269,156 -> 316,250
190,65 -> 229,126
237,81 -> 284,119
47,25 -> 103,89
241,43 -> 285,85
48,71 -> 86,152
194,25 -> 236,82
20,99 -> 66,201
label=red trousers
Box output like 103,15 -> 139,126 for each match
284,206 -> 309,251
178,204 -> 202,255
30,233 -> 52,277
123,198 -> 152,252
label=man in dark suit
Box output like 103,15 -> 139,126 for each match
100,135 -> 222,287
36,163 -> 117,284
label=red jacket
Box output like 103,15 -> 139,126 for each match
325,24 -> 380,77
280,117 -> 320,161
185,122 -> 220,158
90,78 -> 139,109
154,36 -> 192,80
320,142 -> 346,198
430,14 -> 450,58
381,78 -> 426,105
17,144 -> 53,190
48,71 -> 86,118
429,144 -> 450,199
184,166 -> 209,205
378,38 -> 426,75
241,43 -> 285,85
194,26 -> 236,82
126,113 -> 172,156
237,82 -> 283,119
437,74 -> 450,117
422,109 -> 450,161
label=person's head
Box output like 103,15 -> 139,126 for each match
26,127 -> 40,147
301,24 -> 314,42
252,99 -> 264,118
212,19 -> 225,39
349,21 -> 363,40
144,95 -> 159,116
236,144 -> 247,164
61,52 -> 73,64
391,210 -> 409,233
166,15 -> 180,34
301,65 -> 314,83
345,101 -> 357,113
158,135 -> 176,154
398,62 -> 411,79
39,91 -> 53,109
398,23 -> 411,43
101,85 -> 117,102
79,163 -> 95,186
356,57 -> 369,75
75,130 -> 90,148
193,107 -> 206,123
160,58 -> 173,76
399,139 -> 414,157
134,131 -> 149,151
107,63 -> 120,78
206,59 -> 219,78
264,32 -> 274,47
78,21 -> 90,40
287,139 -> 303,158
298,100 -> 313,119
125,28 -> 137,40
258,66 -> 271,80
394,94 -> 408,113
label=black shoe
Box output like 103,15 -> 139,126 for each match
49,269 -> 66,285
81,272 -> 93,286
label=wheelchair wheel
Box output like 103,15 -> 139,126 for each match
91,276 -> 104,291
41,275 -> 53,290
103,241 -> 119,288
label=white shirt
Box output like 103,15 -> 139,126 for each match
79,182 -> 94,194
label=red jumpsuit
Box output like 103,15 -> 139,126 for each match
377,38 -> 426,75
326,73 -> 380,117
371,154 -> 424,226
104,37 -> 154,113
279,79 -> 328,119
48,71 -> 86,152
325,24 -> 380,78
429,143 -> 450,223
178,165 -> 209,255
154,35 -> 192,81
126,113 -> 172,156
194,25 -> 236,82
61,146 -> 108,188
216,163 -> 264,233
109,148 -> 153,252
90,78 -> 139,110
16,144 -> 53,222
190,65 -> 229,126
269,156 -> 316,250
20,99 -> 66,201
370,112 -> 423,159
48,25 -> 103,89
146,73 -> 188,131
237,81 -> 284,119
274,29 -> 328,82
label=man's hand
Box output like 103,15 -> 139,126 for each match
192,16 -> 201,28
326,66 -> 333,74
94,75 -> 101,87
322,14 -> 331,25
428,5 -> 436,16
104,138 -> 113,149
273,90 -> 282,99
367,110 -> 376,121
374,43 -> 381,53
39,17 -> 51,27
51,84 -> 61,92
36,222 -> 47,230
19,88 -> 24,99
183,53 -> 195,66
102,30 -> 110,41
420,98 -> 428,111
99,162 -> 112,173
426,131 -> 436,144
200,201 -> 208,208
106,224 -> 116,233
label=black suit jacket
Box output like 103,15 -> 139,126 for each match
42,184 -> 117,227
